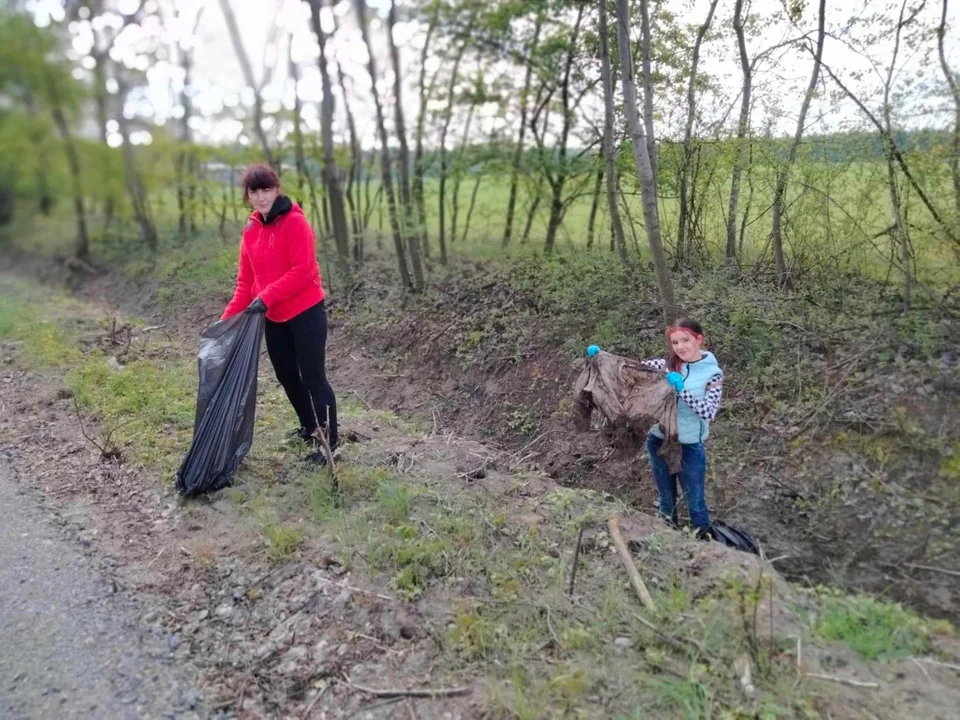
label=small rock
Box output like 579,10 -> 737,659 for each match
215,604 -> 234,619
167,634 -> 181,650
196,609 -> 209,621
106,356 -> 124,372
333,589 -> 353,612
312,640 -> 330,664
614,637 -> 632,649
279,646 -> 308,675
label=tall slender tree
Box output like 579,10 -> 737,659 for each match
308,0 -> 351,263
614,0 -> 677,320
387,0 -> 425,289
355,0 -> 412,288
771,0 -> 826,289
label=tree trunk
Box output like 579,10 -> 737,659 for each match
586,164 -> 604,250
502,16 -> 542,248
543,5 -> 585,254
355,0 -> 412,289
218,0 -> 274,166
308,0 -> 351,263
451,105 -> 475,247
771,0 -> 825,289
614,0 -> 677,321
177,20 -> 199,242
388,0 -> 424,289
938,0 -> 960,222
414,2 -> 440,256
115,80 -> 157,251
91,54 -> 115,237
49,100 -> 90,258
885,0 -> 915,306
639,0 -> 657,183
437,43 -> 467,265
726,0 -> 751,264
676,0 -> 719,266
521,184 -> 543,245
599,0 -> 629,265
461,168 -> 484,245
334,59 -> 362,252
289,37 -> 308,206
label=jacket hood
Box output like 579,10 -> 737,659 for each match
251,195 -> 298,225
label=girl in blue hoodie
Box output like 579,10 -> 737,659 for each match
641,317 -> 723,534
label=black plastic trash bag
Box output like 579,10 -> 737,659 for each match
176,311 -> 265,496
708,520 -> 760,555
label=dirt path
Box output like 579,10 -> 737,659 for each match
0,456 -> 206,720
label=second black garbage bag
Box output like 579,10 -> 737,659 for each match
176,311 -> 265,496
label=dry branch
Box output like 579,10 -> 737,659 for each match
608,516 -> 655,610
341,676 -> 470,699
807,673 -> 879,689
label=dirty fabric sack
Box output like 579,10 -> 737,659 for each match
573,350 -> 681,474
176,312 -> 265,496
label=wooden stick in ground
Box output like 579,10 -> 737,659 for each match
568,526 -> 585,596
608,516 -> 655,610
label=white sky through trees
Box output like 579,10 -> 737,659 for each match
24,0 -> 960,149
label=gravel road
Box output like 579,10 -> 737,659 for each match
0,458 -> 206,719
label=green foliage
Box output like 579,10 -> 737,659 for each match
816,593 -> 931,660
375,480 -> 414,525
263,523 -> 304,559
0,294 -> 24,338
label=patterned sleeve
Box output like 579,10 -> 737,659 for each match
678,374 -> 724,422
641,358 -> 666,371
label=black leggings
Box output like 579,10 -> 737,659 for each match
264,301 -> 338,448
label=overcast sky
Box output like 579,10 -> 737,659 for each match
25,0 -> 960,149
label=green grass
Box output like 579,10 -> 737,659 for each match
68,354 -> 196,471
816,593 -> 933,661
0,294 -> 21,337
263,522 -> 305,559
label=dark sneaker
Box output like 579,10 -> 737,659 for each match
305,445 -> 342,467
288,426 -> 313,443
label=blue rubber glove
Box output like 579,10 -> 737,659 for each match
586,345 -> 600,358
665,371 -> 685,392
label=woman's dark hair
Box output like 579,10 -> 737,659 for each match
240,163 -> 280,206
665,317 -> 705,371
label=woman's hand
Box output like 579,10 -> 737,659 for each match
244,297 -> 267,314
665,371 -> 685,392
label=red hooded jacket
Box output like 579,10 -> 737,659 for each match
222,198 -> 325,323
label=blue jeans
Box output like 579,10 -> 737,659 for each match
646,433 -> 710,530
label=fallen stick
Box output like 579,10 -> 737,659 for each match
301,683 -> 329,719
916,657 -> 960,672
807,673 -> 879,689
608,516 -> 655,610
567,526 -> 585,596
634,613 -> 713,660
342,678 -> 471,699
316,576 -> 395,602
905,564 -> 960,579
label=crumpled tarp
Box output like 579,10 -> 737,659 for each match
572,350 -> 681,474
176,311 -> 264,496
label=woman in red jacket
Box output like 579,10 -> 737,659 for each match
222,164 -> 338,463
